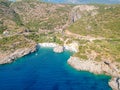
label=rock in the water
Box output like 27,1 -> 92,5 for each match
109,77 -> 120,90
53,46 -> 64,53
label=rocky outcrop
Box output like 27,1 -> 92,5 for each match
0,44 -> 37,64
53,46 -> 64,53
68,57 -> 119,76
109,78 -> 120,90
70,5 -> 98,23
39,42 -> 79,52
64,42 -> 79,52
67,56 -> 120,90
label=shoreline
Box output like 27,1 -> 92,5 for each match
39,42 -> 120,90
0,44 -> 37,65
1,42 -> 119,90
67,56 -> 120,90
38,42 -> 79,52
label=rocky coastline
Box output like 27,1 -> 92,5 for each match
1,42 -> 119,90
0,42 -> 78,64
39,42 -> 120,90
0,44 -> 37,64
67,56 -> 120,90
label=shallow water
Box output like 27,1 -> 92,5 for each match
0,48 -> 111,90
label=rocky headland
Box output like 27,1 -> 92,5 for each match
67,56 -> 120,90
39,42 -> 120,90
0,40 -> 37,64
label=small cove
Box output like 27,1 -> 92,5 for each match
0,48 -> 112,90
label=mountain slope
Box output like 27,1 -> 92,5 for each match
0,0 -> 37,64
11,0 -> 73,32
0,0 -> 24,36
68,5 -> 120,38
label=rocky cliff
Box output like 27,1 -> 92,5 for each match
70,5 -> 98,23
0,42 -> 37,64
0,45 -> 36,64
0,35 -> 37,64
68,56 -> 120,90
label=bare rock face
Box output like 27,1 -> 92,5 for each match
70,5 -> 98,23
67,56 -> 103,74
67,56 -> 120,90
109,78 -> 120,90
64,41 -> 79,52
68,57 -> 120,76
0,43 -> 37,64
53,46 -> 64,53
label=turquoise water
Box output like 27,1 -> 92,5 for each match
0,48 -> 112,90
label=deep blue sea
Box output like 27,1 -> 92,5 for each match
0,48 -> 112,90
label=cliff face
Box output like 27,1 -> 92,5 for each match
68,57 -> 120,77
68,57 -> 120,90
0,46 -> 36,64
70,5 -> 98,23
68,4 -> 120,38
0,39 -> 37,64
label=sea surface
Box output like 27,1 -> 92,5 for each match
0,48 -> 112,90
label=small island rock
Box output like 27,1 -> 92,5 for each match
53,46 -> 64,53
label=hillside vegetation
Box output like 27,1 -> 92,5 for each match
68,5 -> 120,38
0,0 -> 36,55
11,0 -> 73,31
0,0 -> 119,63
0,0 -> 24,36
0,35 -> 36,52
66,5 -> 120,62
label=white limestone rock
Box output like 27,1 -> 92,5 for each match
67,56 -> 120,90
53,46 -> 64,53
0,45 -> 37,64
109,78 -> 120,90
